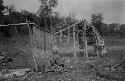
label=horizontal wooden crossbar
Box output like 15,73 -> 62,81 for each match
52,20 -> 78,33
0,23 -> 30,27
54,20 -> 84,35
0,22 -> 51,33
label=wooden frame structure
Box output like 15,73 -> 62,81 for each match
0,22 -> 52,71
0,19 -> 106,71
53,20 -> 106,58
53,20 -> 89,58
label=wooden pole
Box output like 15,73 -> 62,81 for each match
27,22 -> 38,71
73,25 -> 76,58
76,25 -> 79,48
44,15 -> 47,54
60,31 -> 63,42
67,28 -> 70,44
0,23 -> 34,27
54,35 -> 56,44
76,33 -> 79,48
49,14 -> 53,49
48,0 -> 53,49
83,20 -> 88,58
14,19 -> 18,35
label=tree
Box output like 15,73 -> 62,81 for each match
21,10 -> 38,23
109,23 -> 120,36
91,13 -> 104,35
8,4 -> 15,15
0,0 -> 5,16
0,0 -> 5,24
38,0 -> 58,15
65,13 -> 77,24
120,24 -> 125,36
101,23 -> 108,36
38,0 -> 58,30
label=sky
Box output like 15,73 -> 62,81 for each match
4,0 -> 125,24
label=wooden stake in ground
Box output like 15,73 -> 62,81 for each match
50,15 -> 53,49
73,25 -> 76,58
67,28 -> 70,44
44,30 -> 46,54
27,22 -> 38,71
76,25 -> 79,48
60,31 -> 63,42
14,19 -> 18,35
83,20 -> 88,58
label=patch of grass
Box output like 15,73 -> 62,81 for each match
1,35 -> 125,81
105,38 -> 125,46
106,50 -> 125,60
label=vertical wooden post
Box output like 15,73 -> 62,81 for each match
84,20 -> 88,58
44,14 -> 47,54
76,32 -> 79,48
14,19 -> 18,35
60,31 -> 63,42
54,35 -> 56,44
51,34 -> 54,49
44,29 -> 46,54
27,23 -> 38,71
50,15 -> 53,49
76,25 -> 79,48
67,28 -> 70,44
73,25 -> 76,58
